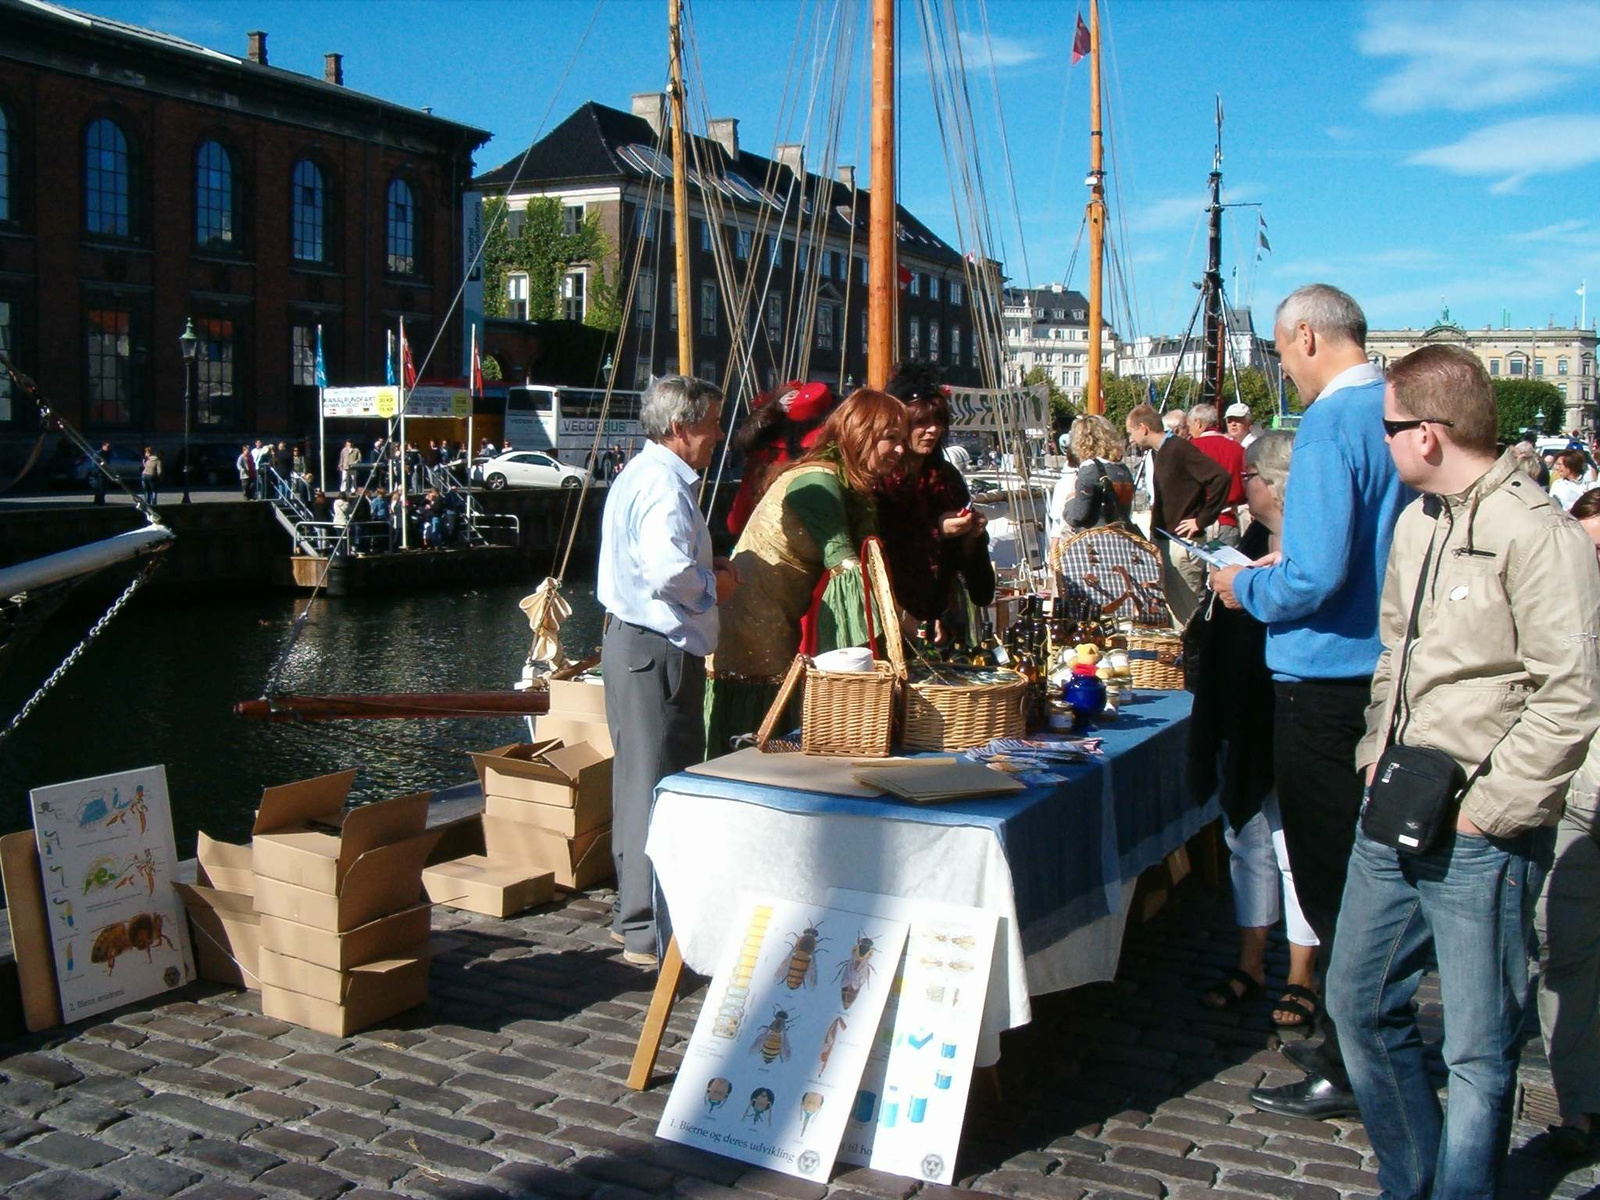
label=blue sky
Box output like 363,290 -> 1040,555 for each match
95,0 -> 1600,338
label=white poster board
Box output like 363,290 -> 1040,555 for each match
30,766 -> 195,1022
828,889 -> 999,1185
657,896 -> 909,1183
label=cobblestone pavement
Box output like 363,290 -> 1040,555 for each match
1,882 -> 1594,1200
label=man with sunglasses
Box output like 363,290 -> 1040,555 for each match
1210,284 -> 1411,1118
1328,344 -> 1600,1200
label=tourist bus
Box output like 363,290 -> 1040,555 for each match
503,386 -> 645,468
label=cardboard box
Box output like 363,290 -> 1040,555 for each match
251,833 -> 435,932
470,741 -> 612,811
548,676 -> 606,720
258,902 -> 432,972
258,943 -> 429,1006
196,832 -> 255,895
252,772 -> 430,895
175,881 -> 261,991
422,855 -> 555,917
484,789 -> 609,839
482,818 -> 613,891
260,955 -> 430,1037
534,713 -> 614,757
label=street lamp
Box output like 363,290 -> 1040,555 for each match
179,318 -> 198,504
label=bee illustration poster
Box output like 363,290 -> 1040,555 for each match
656,895 -> 909,1183
827,889 -> 998,1185
30,766 -> 195,1022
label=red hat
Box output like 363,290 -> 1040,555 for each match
777,381 -> 834,424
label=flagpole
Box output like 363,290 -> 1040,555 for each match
316,324 -> 328,495
467,325 -> 477,522
399,316 -> 409,551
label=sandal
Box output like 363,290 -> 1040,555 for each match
1200,968 -> 1262,1010
1273,984 -> 1321,1030
1548,1118 -> 1598,1158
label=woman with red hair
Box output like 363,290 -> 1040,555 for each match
706,389 -> 909,753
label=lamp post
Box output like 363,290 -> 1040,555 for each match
179,318 -> 198,504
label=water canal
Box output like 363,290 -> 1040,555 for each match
0,578 -> 607,855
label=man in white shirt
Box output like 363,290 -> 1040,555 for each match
1225,401 -> 1259,448
598,376 -> 739,967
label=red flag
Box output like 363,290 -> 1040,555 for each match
1071,13 -> 1090,64
897,263 -> 912,288
470,325 -> 484,397
399,320 -> 417,389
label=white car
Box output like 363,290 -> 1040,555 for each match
473,450 -> 588,490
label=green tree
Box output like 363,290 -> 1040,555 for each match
1023,365 -> 1075,429
1492,378 -> 1564,441
480,355 -> 503,382
482,197 -> 622,332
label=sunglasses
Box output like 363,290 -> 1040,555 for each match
1382,416 -> 1456,437
1240,471 -> 1260,483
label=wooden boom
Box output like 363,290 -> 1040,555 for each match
233,690 -> 553,722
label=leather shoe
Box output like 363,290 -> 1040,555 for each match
1279,1038 -> 1323,1075
1249,1074 -> 1360,1120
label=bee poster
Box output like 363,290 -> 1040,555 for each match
827,889 -> 998,1185
29,766 -> 195,1023
656,895 -> 909,1183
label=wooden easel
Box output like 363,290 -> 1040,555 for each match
626,935 -> 685,1090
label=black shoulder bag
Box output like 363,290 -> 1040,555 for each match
1361,518 -> 1499,854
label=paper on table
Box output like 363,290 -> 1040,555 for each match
1156,528 -> 1255,569
852,762 -> 1025,804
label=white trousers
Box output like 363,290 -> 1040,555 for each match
1223,792 -> 1319,947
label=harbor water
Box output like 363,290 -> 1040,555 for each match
0,578 -> 606,857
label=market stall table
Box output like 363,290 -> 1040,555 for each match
632,690 -> 1218,1081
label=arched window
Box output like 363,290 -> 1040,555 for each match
0,105 -> 12,224
85,118 -> 132,238
291,159 -> 324,262
195,140 -> 236,252
386,178 -> 415,275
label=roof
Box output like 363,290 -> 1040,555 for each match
1002,286 -> 1091,319
4,0 -> 490,147
473,101 -> 964,267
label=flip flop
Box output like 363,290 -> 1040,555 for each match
1200,968 -> 1261,1010
1273,984 -> 1321,1030
1548,1120 -> 1598,1158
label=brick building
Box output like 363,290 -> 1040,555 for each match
0,0 -> 488,469
472,95 -> 997,396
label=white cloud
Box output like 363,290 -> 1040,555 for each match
1405,114 -> 1600,192
956,31 -> 1044,71
1359,1 -> 1600,114
1324,126 -> 1357,142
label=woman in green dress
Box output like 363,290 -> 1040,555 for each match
705,389 -> 909,755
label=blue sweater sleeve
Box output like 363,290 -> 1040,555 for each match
1235,434 -> 1359,623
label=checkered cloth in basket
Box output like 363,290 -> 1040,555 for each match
1050,525 -> 1168,625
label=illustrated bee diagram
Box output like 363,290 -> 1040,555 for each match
817,1014 -> 848,1075
106,785 -> 149,835
750,1006 -> 795,1064
775,919 -> 827,990
90,912 -> 175,975
835,931 -> 881,1009
744,1087 -> 775,1125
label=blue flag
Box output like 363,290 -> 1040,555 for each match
314,325 -> 328,389
385,330 -> 395,387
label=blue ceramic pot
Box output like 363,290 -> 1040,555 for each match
1062,672 -> 1108,732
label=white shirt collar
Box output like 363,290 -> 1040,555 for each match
1320,361 -> 1385,398
641,438 -> 699,485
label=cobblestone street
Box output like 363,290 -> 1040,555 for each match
0,882 -> 1593,1200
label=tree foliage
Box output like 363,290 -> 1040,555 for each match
1492,378 -> 1565,441
480,355 -> 503,382
481,197 -> 622,332
1094,368 -> 1293,431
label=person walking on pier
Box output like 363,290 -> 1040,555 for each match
92,441 -> 110,505
140,447 -> 161,506
338,440 -> 361,493
598,375 -> 740,967
236,444 -> 255,499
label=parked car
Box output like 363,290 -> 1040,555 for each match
49,444 -> 143,489
472,450 -> 588,490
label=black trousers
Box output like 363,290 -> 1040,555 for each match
1273,676 -> 1372,1088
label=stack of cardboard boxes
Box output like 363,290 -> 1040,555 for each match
175,832 -> 260,991
247,770 -> 438,1036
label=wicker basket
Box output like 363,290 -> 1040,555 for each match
902,667 -> 1029,751
1127,626 -> 1185,689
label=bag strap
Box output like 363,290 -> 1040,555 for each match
756,655 -> 809,752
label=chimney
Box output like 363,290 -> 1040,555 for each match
708,118 -> 739,159
630,92 -> 666,136
324,53 -> 344,86
246,30 -> 267,64
836,164 -> 856,191
775,144 -> 805,180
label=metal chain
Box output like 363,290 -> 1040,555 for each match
0,554 -> 166,744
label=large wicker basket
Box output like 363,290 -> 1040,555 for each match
902,667 -> 1029,751
1127,626 -> 1185,690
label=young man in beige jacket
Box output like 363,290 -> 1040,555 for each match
1327,344 -> 1600,1200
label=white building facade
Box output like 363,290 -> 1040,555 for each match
1002,285 -> 1116,406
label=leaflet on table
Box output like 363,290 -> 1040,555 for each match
826,888 -> 999,1186
1155,528 -> 1255,569
656,894 -> 909,1183
967,735 -> 1102,776
30,766 -> 195,1022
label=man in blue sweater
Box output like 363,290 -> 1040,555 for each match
1211,284 -> 1412,1119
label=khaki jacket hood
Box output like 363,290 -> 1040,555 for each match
1359,448 -> 1600,836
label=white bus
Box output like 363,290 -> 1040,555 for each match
504,386 -> 645,468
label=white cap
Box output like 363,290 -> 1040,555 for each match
1224,402 -> 1252,419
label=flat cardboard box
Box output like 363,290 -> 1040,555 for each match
484,788 -> 609,839
421,855 -> 555,917
250,769 -> 429,894
175,881 -> 261,991
251,833 -> 435,932
258,943 -> 430,1005
548,676 -> 606,720
470,741 -> 612,811
534,713 -> 614,757
482,817 -> 613,891
196,832 -> 255,895
260,955 -> 430,1037
258,902 -> 433,972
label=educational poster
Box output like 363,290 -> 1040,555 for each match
828,889 -> 999,1185
657,895 -> 910,1183
30,766 -> 195,1022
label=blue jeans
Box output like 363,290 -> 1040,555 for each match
1326,825 -> 1552,1200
